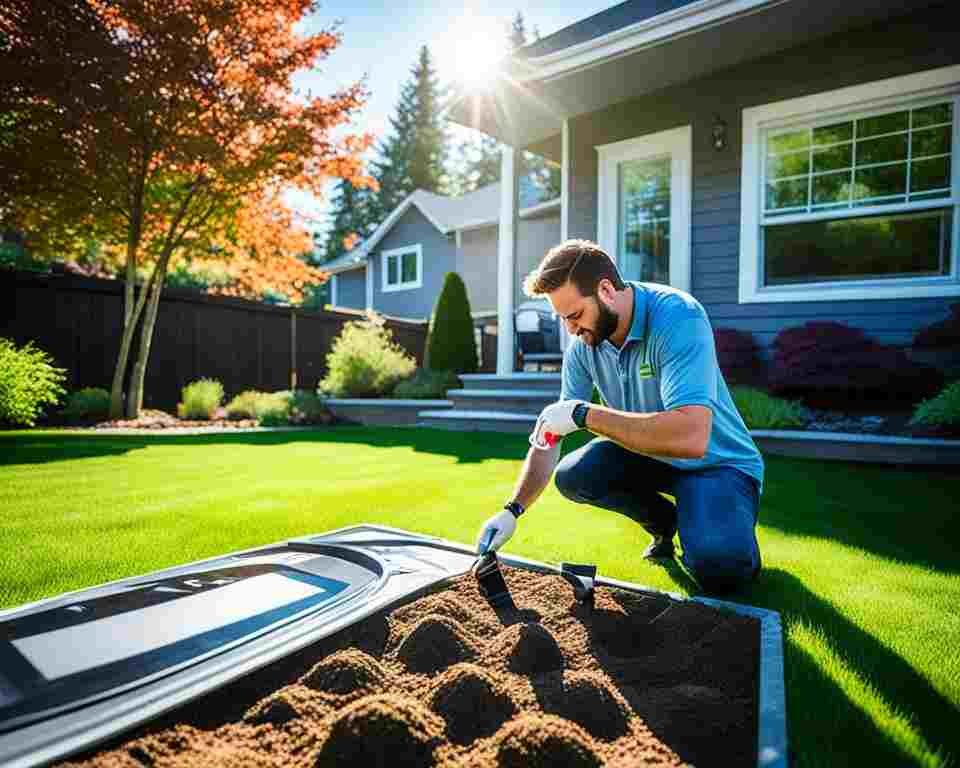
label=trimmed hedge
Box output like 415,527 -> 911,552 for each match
769,321 -> 942,408
62,387 -> 110,421
426,272 -> 477,374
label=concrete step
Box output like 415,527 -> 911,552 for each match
458,373 -> 561,392
417,409 -> 537,434
446,388 -> 556,415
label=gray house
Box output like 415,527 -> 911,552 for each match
321,184 -> 560,328
449,0 -> 959,375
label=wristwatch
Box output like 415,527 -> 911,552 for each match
504,500 -> 525,518
572,402 -> 590,429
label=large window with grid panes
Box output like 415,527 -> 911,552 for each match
739,67 -> 959,302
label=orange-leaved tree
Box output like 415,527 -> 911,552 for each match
0,0 -> 375,417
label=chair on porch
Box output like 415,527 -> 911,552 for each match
515,299 -> 562,372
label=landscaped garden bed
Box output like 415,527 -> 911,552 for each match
61,567 -> 760,768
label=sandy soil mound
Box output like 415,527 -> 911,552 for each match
428,663 -> 516,744
396,614 -> 479,674
300,649 -> 388,697
62,567 -> 760,768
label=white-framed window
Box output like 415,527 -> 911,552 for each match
739,65 -> 960,303
596,126 -> 692,292
381,244 -> 423,292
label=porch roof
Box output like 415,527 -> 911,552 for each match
448,0 -> 940,159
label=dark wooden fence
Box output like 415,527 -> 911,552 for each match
0,270 -> 428,411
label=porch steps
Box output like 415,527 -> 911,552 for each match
417,373 -> 560,433
445,388 -> 557,415
457,373 -> 561,392
417,409 -> 538,434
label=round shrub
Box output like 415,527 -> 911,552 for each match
769,321 -> 942,408
176,378 -> 224,420
426,272 -> 477,375
62,387 -> 110,421
391,369 -> 460,399
0,338 -> 67,427
319,317 -> 416,398
714,328 -> 764,386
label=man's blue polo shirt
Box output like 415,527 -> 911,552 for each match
560,281 -> 765,492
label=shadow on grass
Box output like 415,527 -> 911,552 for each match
758,455 -> 960,575
652,565 -> 958,766
0,426 -> 595,468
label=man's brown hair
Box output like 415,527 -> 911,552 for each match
523,239 -> 625,298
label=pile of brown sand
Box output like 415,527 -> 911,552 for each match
60,567 -> 759,768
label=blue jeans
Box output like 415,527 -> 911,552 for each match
554,438 -> 761,594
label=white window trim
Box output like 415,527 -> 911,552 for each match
330,274 -> 337,307
380,244 -> 423,293
739,64 -> 960,303
596,125 -> 692,293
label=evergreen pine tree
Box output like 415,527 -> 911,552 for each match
426,272 -> 478,374
323,178 -> 373,263
509,12 -> 527,49
372,45 -> 447,219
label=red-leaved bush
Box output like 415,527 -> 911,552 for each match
913,304 -> 960,348
769,321 -> 942,408
713,328 -> 765,386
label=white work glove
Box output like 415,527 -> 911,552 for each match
475,509 -> 517,555
529,399 -> 587,449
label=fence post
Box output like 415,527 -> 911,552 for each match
290,309 -> 297,391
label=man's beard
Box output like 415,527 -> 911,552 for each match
582,298 -> 619,347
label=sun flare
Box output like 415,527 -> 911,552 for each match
448,15 -> 508,90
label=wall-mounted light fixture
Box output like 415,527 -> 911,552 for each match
712,115 -> 727,151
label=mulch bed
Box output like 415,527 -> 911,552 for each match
796,407 -> 959,439
61,567 -> 760,768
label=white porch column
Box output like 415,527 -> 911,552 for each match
558,118 -> 572,352
364,260 -> 373,310
497,145 -> 519,375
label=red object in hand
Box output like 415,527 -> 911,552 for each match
543,432 -> 559,447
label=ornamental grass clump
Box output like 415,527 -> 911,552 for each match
225,390 -> 274,420
0,338 -> 67,427
910,380 -> 960,428
731,386 -> 806,429
320,317 -> 416,398
177,378 -> 224,420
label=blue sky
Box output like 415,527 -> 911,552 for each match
287,1 -> 617,237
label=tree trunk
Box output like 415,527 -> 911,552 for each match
125,255 -> 169,418
109,201 -> 143,418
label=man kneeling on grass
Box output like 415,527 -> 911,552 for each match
476,239 -> 765,595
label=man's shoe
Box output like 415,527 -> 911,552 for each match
642,535 -> 675,560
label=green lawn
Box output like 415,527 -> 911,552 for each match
1,427 -> 958,767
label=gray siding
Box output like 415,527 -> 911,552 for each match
456,211 -> 562,314
458,226 -> 499,314
567,2 -> 959,351
370,205 -> 456,319
335,269 -> 366,310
